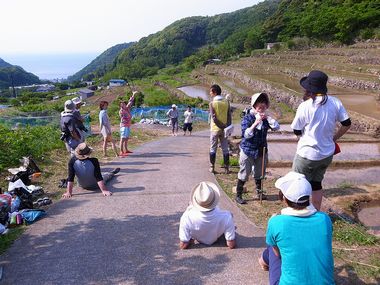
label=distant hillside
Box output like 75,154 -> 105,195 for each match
0,58 -> 40,89
0,58 -> 13,68
103,0 -> 379,81
106,0 -> 280,80
261,0 -> 380,43
68,42 -> 135,82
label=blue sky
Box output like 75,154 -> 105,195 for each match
0,0 -> 261,55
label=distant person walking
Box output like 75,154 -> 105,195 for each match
183,105 -> 194,136
99,101 -> 119,157
291,70 -> 351,210
119,91 -> 136,156
72,96 -> 87,143
167,104 -> 179,136
60,100 -> 82,155
209,84 -> 232,174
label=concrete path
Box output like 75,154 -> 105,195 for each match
0,131 -> 267,285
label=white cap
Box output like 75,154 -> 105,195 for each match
172,104 -> 177,108
64,100 -> 75,112
251,92 -> 269,107
72,97 -> 82,105
275,172 -> 311,203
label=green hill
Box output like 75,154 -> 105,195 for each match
103,0 -> 379,81
0,58 -> 40,89
67,42 -> 135,82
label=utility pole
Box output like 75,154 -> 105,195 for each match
10,73 -> 16,98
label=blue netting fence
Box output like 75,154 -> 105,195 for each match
0,111 -> 92,134
131,105 -> 209,124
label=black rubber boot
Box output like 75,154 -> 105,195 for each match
209,153 -> 216,173
255,179 -> 267,200
223,154 -> 230,174
235,179 -> 247,204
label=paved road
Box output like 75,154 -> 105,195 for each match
0,131 -> 267,285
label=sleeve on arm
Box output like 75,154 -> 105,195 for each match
179,213 -> 192,242
241,116 -> 254,139
265,217 -> 277,247
291,105 -> 306,131
340,118 -> 351,126
224,213 -> 236,241
337,100 -> 350,123
293,129 -> 302,136
91,158 -> 103,182
67,157 -> 76,182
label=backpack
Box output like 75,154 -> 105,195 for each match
0,194 -> 11,225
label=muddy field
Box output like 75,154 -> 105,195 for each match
192,41 -> 380,137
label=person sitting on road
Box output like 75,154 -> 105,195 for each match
259,171 -> 334,285
167,104 -> 179,136
62,143 -> 120,198
179,181 -> 236,249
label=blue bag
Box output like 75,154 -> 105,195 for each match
20,209 -> 46,224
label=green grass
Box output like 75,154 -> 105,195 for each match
0,227 -> 25,255
332,219 -> 379,246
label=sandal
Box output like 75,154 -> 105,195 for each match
43,197 -> 52,205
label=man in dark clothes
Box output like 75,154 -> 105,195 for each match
62,143 -> 119,198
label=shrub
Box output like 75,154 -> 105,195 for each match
0,125 -> 62,171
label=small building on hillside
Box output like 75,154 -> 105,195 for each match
35,84 -> 55,92
77,88 -> 95,100
109,79 -> 126,87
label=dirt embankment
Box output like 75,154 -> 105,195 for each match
195,66 -> 380,138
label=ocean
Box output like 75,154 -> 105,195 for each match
1,53 -> 99,80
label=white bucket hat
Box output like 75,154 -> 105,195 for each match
251,92 -> 269,107
191,181 -> 220,212
172,104 -> 177,108
72,97 -> 82,105
275,172 -> 311,204
64,100 -> 75,112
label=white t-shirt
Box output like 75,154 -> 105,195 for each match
184,111 -> 193,123
291,96 -> 349,160
179,206 -> 235,245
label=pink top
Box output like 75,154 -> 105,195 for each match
119,107 -> 132,127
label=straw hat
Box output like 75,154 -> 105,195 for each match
75,143 -> 93,160
191,181 -> 220,211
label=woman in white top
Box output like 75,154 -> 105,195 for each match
291,70 -> 351,210
99,101 -> 119,157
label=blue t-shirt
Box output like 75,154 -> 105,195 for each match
266,212 -> 334,285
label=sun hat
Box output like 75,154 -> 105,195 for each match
64,100 -> 75,112
72,97 -> 82,105
172,104 -> 177,108
300,70 -> 328,94
275,172 -> 311,204
251,92 -> 269,107
191,181 -> 220,212
75,143 -> 93,160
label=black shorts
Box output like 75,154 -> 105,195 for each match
183,123 -> 193,132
